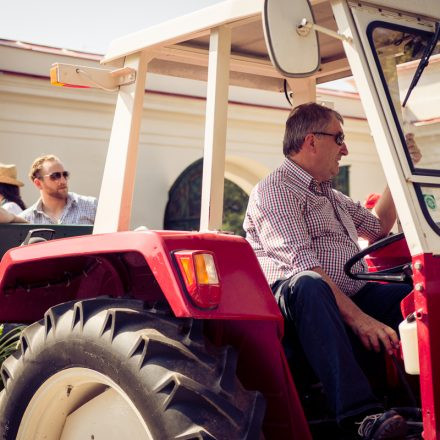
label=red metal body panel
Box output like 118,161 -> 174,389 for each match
412,253 -> 440,440
365,235 -> 411,271
0,230 -> 311,439
400,290 -> 415,319
207,319 -> 311,439
0,230 -> 282,326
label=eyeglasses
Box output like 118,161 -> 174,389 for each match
313,131 -> 345,146
39,171 -> 70,181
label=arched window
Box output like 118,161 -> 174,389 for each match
164,159 -> 249,236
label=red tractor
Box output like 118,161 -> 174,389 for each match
1,0 -> 440,438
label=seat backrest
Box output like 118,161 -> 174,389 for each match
0,224 -> 93,260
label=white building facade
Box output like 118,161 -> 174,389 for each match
0,40 -> 386,229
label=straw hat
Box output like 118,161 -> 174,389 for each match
0,164 -> 24,187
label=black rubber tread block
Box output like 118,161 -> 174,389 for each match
140,333 -> 214,370
19,322 -> 43,357
174,427 -> 216,439
44,300 -> 77,336
99,308 -> 145,341
72,297 -> 145,331
180,319 -> 205,348
243,391 -> 267,440
155,373 -> 244,428
217,346 -> 239,394
147,300 -> 173,315
1,350 -> 21,391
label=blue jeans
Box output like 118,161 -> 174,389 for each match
271,271 -> 412,425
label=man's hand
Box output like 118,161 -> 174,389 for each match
406,133 -> 422,164
0,207 -> 14,223
313,268 -> 400,355
12,215 -> 27,223
350,311 -> 399,355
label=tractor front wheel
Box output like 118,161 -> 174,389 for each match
0,298 -> 265,439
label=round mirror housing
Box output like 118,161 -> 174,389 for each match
263,0 -> 320,77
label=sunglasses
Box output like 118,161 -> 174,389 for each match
40,171 -> 70,181
313,131 -> 345,146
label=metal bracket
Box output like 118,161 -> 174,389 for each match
50,63 -> 137,91
296,18 -> 353,44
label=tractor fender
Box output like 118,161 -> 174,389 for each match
0,230 -> 282,329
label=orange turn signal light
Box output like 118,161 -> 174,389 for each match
174,251 -> 220,309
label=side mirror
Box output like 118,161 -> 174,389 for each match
263,0 -> 320,77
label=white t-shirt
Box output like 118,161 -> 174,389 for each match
1,201 -> 23,215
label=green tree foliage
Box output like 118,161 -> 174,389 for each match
0,325 -> 26,391
222,180 -> 248,237
164,159 -> 249,236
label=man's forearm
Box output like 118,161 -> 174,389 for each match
373,186 -> 397,236
12,215 -> 27,223
0,208 -> 27,223
313,267 -> 363,326
312,267 -> 399,354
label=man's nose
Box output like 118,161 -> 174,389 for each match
340,143 -> 348,156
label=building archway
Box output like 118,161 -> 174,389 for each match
164,158 -> 350,235
164,158 -> 252,236
224,156 -> 270,195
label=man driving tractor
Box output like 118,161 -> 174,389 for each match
244,102 -> 421,439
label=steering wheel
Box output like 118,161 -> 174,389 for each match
344,233 -> 413,284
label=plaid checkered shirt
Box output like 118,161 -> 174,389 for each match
244,158 -> 384,296
20,192 -> 97,225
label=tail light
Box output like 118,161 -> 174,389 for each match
174,251 -> 221,309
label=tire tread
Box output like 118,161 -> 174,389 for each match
0,298 -> 265,439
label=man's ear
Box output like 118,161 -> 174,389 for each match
303,133 -> 316,152
33,178 -> 42,190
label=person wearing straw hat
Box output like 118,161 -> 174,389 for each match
0,163 -> 26,215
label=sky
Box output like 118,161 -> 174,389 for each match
0,1 -> 222,54
0,0 -> 355,94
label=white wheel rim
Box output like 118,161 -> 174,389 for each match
17,367 -> 152,440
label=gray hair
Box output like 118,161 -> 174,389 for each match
283,102 -> 343,156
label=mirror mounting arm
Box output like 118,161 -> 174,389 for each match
297,18 -> 353,44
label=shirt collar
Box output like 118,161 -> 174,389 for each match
32,192 -> 76,213
282,157 -> 332,192
32,198 -> 44,213
65,192 -> 77,209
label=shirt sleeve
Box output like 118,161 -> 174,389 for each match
253,184 -> 322,275
19,208 -> 32,222
339,192 -> 383,242
3,202 -> 22,215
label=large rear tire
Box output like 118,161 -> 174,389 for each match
0,298 -> 265,439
